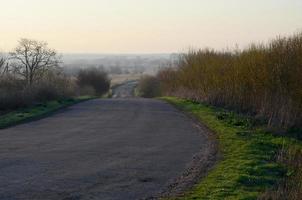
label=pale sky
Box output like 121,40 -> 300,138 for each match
1,0 -> 302,53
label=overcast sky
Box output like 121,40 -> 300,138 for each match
1,0 -> 302,53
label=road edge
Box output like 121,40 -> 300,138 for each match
0,96 -> 94,130
147,98 -> 220,199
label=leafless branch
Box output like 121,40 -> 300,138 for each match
9,38 -> 61,85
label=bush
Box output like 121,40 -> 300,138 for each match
33,71 -> 76,102
0,76 -> 31,110
77,67 -> 110,96
158,32 -> 302,129
137,75 -> 161,98
0,72 -> 76,111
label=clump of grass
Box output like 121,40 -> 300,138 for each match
259,145 -> 302,200
216,111 -> 257,129
161,97 -> 302,200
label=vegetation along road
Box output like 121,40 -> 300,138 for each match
0,98 -> 215,200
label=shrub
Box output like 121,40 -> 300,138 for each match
158,32 -> 302,129
137,75 -> 161,98
0,72 -> 76,111
77,67 -> 110,96
0,76 -> 31,110
33,71 -> 76,102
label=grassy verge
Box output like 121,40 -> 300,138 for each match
0,96 -> 93,129
161,97 -> 301,200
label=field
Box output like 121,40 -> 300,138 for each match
110,74 -> 142,87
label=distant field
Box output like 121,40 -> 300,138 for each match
110,74 -> 142,86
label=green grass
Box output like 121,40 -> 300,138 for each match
0,96 -> 93,129
161,97 -> 301,200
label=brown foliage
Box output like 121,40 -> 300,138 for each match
137,75 -> 161,98
159,33 -> 302,129
0,72 -> 76,110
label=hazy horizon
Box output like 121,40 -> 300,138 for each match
1,0 -> 302,54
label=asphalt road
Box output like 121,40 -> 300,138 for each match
112,81 -> 138,98
0,98 -> 207,200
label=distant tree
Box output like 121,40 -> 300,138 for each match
77,67 -> 110,96
9,38 -> 61,85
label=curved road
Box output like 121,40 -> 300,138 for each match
0,98 -> 208,200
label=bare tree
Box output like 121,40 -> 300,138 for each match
9,38 -> 61,85
0,56 -> 9,77
0,57 -> 5,72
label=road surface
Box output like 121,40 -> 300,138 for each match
0,98 -> 209,200
111,81 -> 138,98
